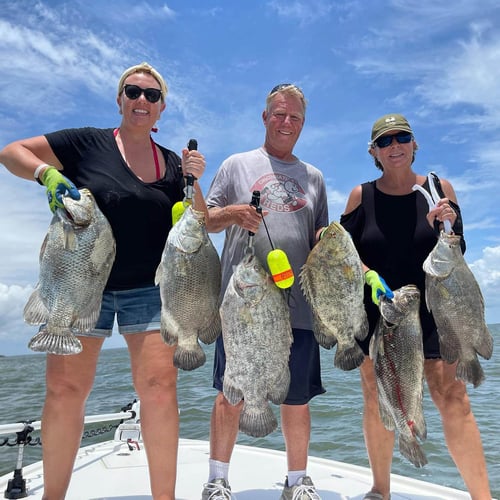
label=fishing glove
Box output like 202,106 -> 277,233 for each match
40,166 -> 80,213
365,270 -> 394,305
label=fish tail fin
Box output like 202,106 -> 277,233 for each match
334,343 -> 365,371
239,402 -> 277,438
173,344 -> 206,371
399,435 -> 428,468
23,289 -> 48,324
28,328 -> 82,355
456,358 -> 485,388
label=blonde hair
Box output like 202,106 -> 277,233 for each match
266,84 -> 307,115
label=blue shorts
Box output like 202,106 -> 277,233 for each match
79,286 -> 161,338
213,328 -> 326,405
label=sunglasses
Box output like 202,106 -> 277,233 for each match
123,84 -> 162,103
269,83 -> 304,96
373,131 -> 413,148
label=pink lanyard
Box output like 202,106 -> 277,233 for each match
114,128 -> 161,180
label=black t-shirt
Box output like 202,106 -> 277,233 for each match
45,127 -> 184,290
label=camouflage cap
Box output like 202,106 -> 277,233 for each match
371,114 -> 413,142
117,62 -> 168,101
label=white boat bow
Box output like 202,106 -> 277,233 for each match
0,401 -> 471,499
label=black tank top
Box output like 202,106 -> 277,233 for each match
340,179 -> 465,353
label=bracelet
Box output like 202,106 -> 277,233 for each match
34,163 -> 50,185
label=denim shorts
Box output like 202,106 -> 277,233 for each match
79,285 -> 161,338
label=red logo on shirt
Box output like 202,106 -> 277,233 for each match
252,174 -> 307,212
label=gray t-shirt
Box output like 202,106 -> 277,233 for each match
206,147 -> 329,330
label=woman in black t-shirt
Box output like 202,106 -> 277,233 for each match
0,62 -> 208,500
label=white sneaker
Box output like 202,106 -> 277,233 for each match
280,476 -> 321,500
201,478 -> 234,499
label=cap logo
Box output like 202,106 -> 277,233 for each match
385,117 -> 397,124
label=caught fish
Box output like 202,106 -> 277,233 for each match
370,285 -> 427,468
423,231 -> 493,387
300,221 -> 368,370
221,252 -> 293,438
155,206 -> 221,371
24,188 -> 115,355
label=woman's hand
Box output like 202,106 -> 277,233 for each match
426,198 -> 457,230
181,148 -> 205,180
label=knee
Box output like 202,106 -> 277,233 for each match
134,373 -> 177,405
429,382 -> 472,417
45,374 -> 92,402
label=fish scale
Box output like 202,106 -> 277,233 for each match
221,252 -> 293,438
300,221 -> 368,370
24,188 -> 116,355
155,206 -> 221,371
371,284 -> 427,468
423,231 -> 493,387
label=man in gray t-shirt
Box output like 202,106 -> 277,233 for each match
202,84 -> 328,500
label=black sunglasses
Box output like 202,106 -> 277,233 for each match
373,131 -> 413,148
269,83 -> 304,96
123,84 -> 162,103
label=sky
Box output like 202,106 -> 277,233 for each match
1,0 -> 500,356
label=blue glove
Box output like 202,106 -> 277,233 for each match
365,270 -> 394,305
40,167 -> 80,212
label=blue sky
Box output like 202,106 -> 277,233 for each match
1,0 -> 499,355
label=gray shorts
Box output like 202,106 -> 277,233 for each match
79,285 -> 161,338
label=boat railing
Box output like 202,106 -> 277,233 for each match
1,400 -> 139,499
0,410 -> 135,437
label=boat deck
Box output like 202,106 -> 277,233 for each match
0,438 -> 470,499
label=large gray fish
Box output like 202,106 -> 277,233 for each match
370,285 -> 427,468
24,188 -> 115,355
423,231 -> 493,387
300,221 -> 368,370
221,252 -> 293,438
155,206 -> 221,371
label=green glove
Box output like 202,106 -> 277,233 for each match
40,167 -> 80,212
365,270 -> 394,305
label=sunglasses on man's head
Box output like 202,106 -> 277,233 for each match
373,131 -> 413,148
269,83 -> 304,96
123,84 -> 162,103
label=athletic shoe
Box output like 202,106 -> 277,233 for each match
201,478 -> 234,499
280,475 -> 321,499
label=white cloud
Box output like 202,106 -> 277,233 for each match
469,245 -> 500,323
0,282 -> 38,354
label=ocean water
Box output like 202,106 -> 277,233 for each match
0,325 -> 499,499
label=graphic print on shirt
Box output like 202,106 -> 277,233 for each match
252,173 -> 307,213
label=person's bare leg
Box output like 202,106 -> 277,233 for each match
41,337 -> 103,500
425,359 -> 491,500
360,357 -> 394,500
209,391 -> 242,464
126,332 -> 178,500
281,403 -> 310,471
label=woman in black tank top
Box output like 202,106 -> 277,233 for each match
340,113 -> 491,500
